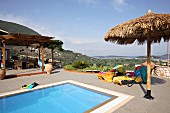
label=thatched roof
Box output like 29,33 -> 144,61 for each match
0,20 -> 53,46
104,10 -> 170,45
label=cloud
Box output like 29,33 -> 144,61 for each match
0,13 -> 26,26
73,0 -> 99,5
61,36 -> 142,56
111,0 -> 128,12
114,0 -> 127,6
62,35 -> 167,56
0,13 -> 60,38
61,36 -> 99,45
77,17 -> 82,21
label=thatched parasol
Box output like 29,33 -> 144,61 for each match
104,10 -> 170,100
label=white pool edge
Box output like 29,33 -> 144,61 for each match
0,80 -> 134,113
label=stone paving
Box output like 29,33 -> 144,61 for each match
0,68 -> 170,113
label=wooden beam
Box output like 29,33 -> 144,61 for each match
0,33 -> 53,46
2,35 -> 14,39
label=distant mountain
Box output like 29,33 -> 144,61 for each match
92,55 -> 167,60
136,55 -> 161,59
92,55 -> 137,59
161,54 -> 170,59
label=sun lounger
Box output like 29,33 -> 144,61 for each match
113,76 -> 142,86
113,66 -> 146,86
97,72 -> 116,82
97,65 -> 126,82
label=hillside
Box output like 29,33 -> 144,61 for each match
9,46 -> 149,70
93,54 -> 169,60
161,54 -> 170,59
9,46 -> 92,64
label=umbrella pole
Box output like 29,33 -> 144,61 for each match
144,34 -> 154,100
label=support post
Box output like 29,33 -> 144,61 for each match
167,41 -> 169,67
52,49 -> 54,66
41,46 -> 44,72
144,34 -> 154,100
2,40 -> 6,69
38,48 -> 40,60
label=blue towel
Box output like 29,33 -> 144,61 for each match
139,66 -> 147,84
27,82 -> 39,89
38,59 -> 46,69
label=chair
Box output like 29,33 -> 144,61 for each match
113,66 -> 146,86
97,65 -> 126,82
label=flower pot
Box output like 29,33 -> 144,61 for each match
45,63 -> 53,74
0,69 -> 6,80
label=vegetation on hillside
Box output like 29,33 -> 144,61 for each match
10,46 -> 158,71
59,50 -> 148,71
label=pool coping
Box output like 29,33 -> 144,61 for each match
0,80 -> 134,113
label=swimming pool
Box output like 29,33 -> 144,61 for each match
0,80 -> 133,113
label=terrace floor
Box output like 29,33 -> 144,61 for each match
0,68 -> 170,113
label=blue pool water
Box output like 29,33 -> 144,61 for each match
0,83 -> 112,113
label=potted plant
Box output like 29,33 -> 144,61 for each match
45,63 -> 53,74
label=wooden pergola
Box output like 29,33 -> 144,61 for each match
0,20 -> 53,72
0,33 -> 53,71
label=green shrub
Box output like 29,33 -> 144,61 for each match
103,66 -> 113,72
84,65 -> 113,72
11,55 -> 19,61
72,60 -> 89,69
64,65 -> 75,70
84,66 -> 101,71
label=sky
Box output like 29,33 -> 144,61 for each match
0,0 -> 170,56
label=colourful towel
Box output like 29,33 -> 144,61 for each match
21,82 -> 39,89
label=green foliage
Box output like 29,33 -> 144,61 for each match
64,65 -> 75,70
102,66 -> 113,72
10,45 -> 149,72
84,64 -> 102,70
60,50 -> 147,71
41,40 -> 64,51
124,66 -> 135,71
72,60 -> 89,69
47,40 -> 64,51
159,60 -> 163,66
128,63 -> 135,67
64,61 -> 114,72
11,55 -> 19,61
84,65 -> 113,72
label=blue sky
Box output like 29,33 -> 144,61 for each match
0,0 -> 170,56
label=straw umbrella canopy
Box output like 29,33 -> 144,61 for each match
104,10 -> 170,100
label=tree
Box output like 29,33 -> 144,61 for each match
46,40 -> 64,65
11,55 -> 19,61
